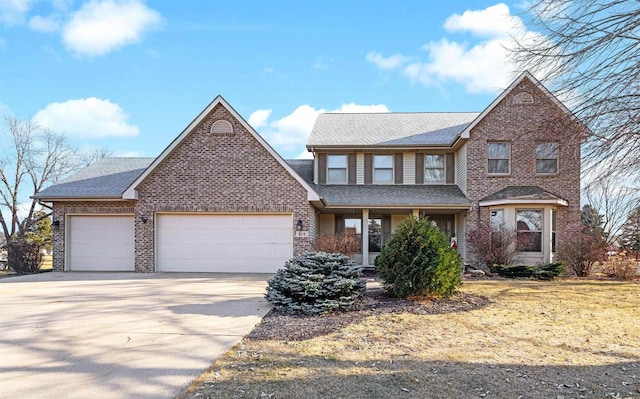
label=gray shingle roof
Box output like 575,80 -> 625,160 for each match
286,159 -> 469,208
34,158 -> 154,199
307,112 -> 479,147
480,186 -> 566,202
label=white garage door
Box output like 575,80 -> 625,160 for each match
156,214 -> 293,273
68,215 -> 135,271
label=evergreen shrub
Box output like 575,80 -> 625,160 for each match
265,252 -> 366,315
374,216 -> 462,298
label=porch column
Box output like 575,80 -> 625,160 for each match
362,209 -> 369,266
412,209 -> 420,218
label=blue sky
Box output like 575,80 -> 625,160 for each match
0,1 -> 540,160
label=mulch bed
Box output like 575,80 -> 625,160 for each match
247,285 -> 491,341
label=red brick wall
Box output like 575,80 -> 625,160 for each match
465,78 -> 582,260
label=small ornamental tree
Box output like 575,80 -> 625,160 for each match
466,221 -> 517,272
265,252 -> 366,315
375,216 -> 462,298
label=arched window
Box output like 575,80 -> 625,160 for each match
210,120 -> 233,135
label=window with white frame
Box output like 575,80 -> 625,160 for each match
551,209 -> 557,252
374,155 -> 394,184
490,209 -> 504,247
424,154 -> 445,183
487,142 -> 510,175
536,143 -> 558,174
327,155 -> 347,183
516,209 -> 543,252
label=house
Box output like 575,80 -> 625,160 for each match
35,71 -> 582,272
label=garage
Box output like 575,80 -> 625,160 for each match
67,215 -> 135,271
156,213 -> 293,273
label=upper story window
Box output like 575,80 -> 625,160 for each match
210,120 -> 233,135
487,142 -> 510,175
536,143 -> 558,174
516,209 -> 543,252
374,155 -> 394,184
424,154 -> 445,183
327,155 -> 347,184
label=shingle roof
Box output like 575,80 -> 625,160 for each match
307,112 -> 479,147
480,186 -> 567,202
286,159 -> 470,208
34,158 -> 154,199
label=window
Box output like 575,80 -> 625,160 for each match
490,209 -> 504,247
551,210 -> 557,253
536,143 -> 558,174
374,155 -> 394,184
327,155 -> 347,183
424,154 -> 445,183
516,210 -> 543,252
210,120 -> 233,135
487,142 -> 510,174
368,218 -> 382,252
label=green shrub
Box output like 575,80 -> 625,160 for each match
374,216 -> 462,298
494,262 -> 564,280
265,252 -> 366,315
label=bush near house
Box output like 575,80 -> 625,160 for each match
312,233 -> 361,257
7,239 -> 43,275
493,262 -> 565,280
375,216 -> 462,298
466,221 -> 518,273
265,252 -> 366,315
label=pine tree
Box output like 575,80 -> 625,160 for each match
620,206 -> 640,257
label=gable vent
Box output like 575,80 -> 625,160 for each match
210,120 -> 234,135
513,91 -> 534,105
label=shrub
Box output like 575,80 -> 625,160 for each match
7,239 -> 43,275
558,230 -> 606,276
312,233 -> 361,257
494,262 -> 564,280
374,216 -> 461,298
466,221 -> 517,272
600,252 -> 639,280
265,252 -> 366,315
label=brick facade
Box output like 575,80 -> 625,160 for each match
133,103 -> 311,272
464,78 -> 582,262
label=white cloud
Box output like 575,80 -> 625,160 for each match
367,3 -> 541,93
28,15 -> 60,32
62,0 -> 162,57
255,103 -> 389,157
366,51 -> 410,70
34,97 -> 140,139
0,0 -> 36,25
296,149 -> 314,160
248,108 -> 272,128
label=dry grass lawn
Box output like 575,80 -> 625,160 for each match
182,280 -> 640,399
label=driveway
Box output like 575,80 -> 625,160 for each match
0,272 -> 271,399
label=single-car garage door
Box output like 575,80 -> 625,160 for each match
68,215 -> 135,271
156,213 -> 293,273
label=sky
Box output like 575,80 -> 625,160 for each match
0,0 -> 542,161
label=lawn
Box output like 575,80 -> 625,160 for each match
182,279 -> 640,399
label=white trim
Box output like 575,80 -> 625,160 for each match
122,96 -> 319,201
479,198 -> 568,207
326,154 -> 348,184
373,154 -> 394,185
460,71 -> 577,139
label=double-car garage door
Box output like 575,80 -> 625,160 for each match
67,214 -> 292,273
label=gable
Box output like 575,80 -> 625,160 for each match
123,96 -> 318,201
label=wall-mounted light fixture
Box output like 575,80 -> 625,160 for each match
141,217 -> 148,224
52,220 -> 60,229
296,219 -> 303,231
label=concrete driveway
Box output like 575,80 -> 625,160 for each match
0,272 -> 271,399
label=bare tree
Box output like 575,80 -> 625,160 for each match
0,116 -> 80,246
583,177 -> 640,245
511,0 -> 640,184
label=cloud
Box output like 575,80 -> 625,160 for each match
248,108 -> 272,128
255,103 -> 389,158
34,97 -> 140,139
0,0 -> 37,25
62,0 -> 162,57
366,51 -> 410,70
27,15 -> 60,32
367,3 -> 540,93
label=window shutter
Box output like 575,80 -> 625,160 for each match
364,154 -> 373,184
415,153 -> 424,184
318,153 -> 327,184
446,153 -> 455,184
335,215 -> 344,234
348,153 -> 356,184
394,153 -> 403,184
